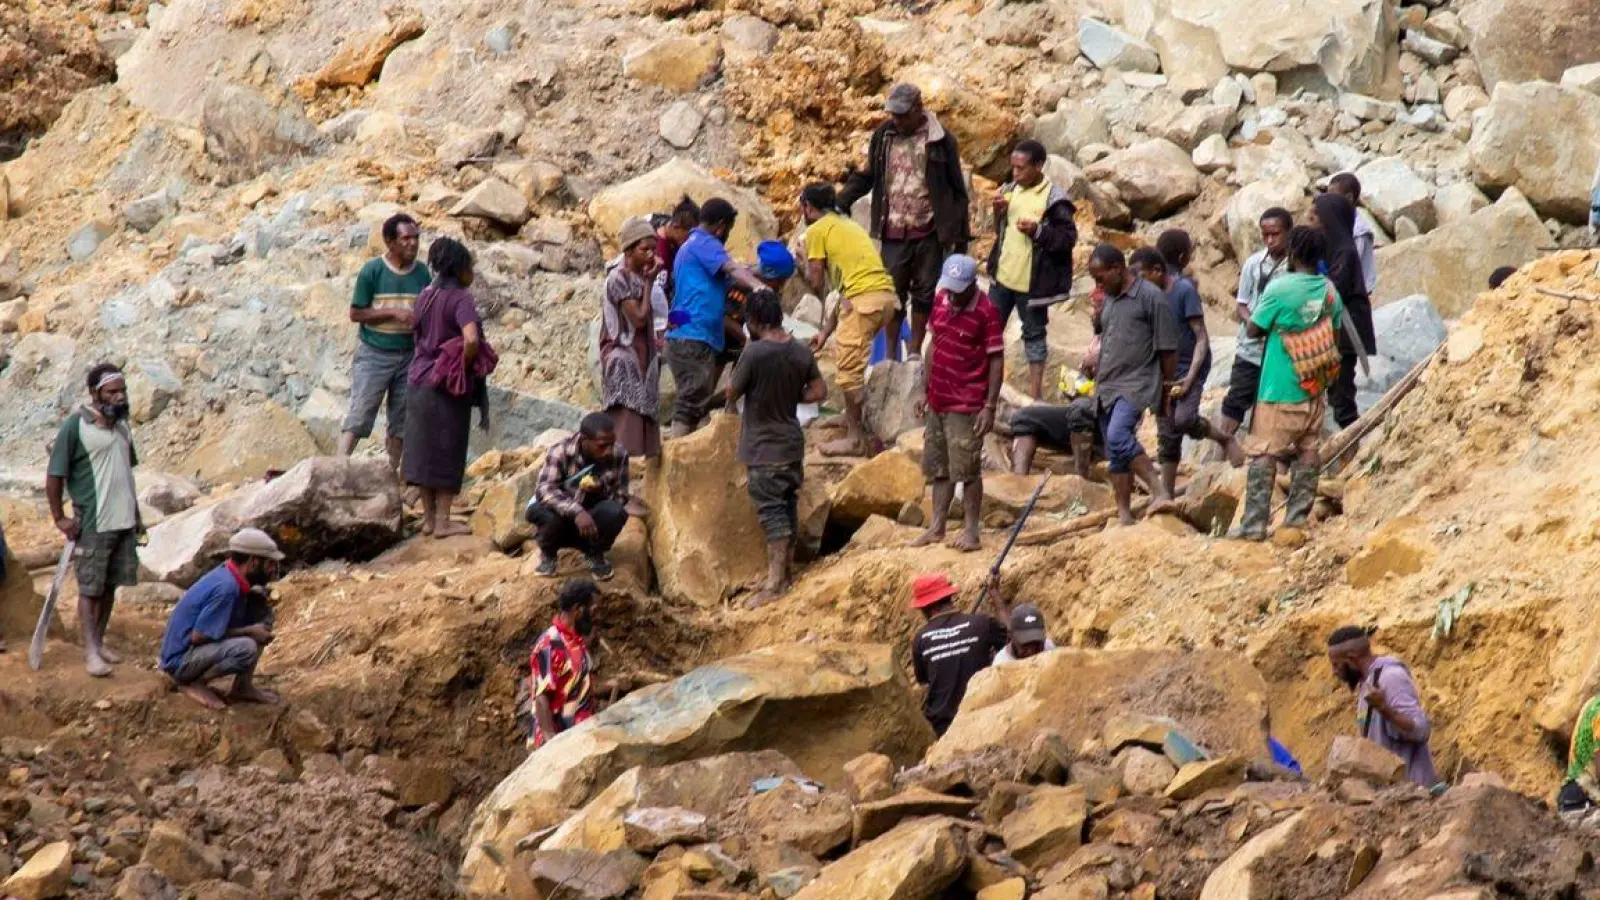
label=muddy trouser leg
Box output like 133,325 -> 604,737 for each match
1284,461 -> 1319,527
1239,458 -> 1276,541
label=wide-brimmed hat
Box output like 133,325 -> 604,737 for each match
910,573 -> 959,609
228,528 -> 285,561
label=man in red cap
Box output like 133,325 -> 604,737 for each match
909,572 -> 1007,736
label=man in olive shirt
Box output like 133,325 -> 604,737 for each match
340,213 -> 431,471
1085,244 -> 1180,525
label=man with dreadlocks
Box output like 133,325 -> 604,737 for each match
1327,624 -> 1439,789
1235,225 -> 1342,542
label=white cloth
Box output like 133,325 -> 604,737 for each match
1352,213 -> 1378,295
994,637 -> 1057,665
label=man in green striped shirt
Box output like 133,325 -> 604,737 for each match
339,213 -> 431,471
46,363 -> 141,677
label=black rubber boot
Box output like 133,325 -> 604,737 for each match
1284,462 -> 1319,527
1236,459 -> 1275,541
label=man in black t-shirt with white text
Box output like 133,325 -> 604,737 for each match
910,572 -> 1008,736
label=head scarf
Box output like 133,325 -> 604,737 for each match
1313,193 -> 1364,303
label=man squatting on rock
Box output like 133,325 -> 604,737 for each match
158,528 -> 283,710
46,363 -> 141,678
526,412 -> 633,582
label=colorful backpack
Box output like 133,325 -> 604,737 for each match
1279,285 -> 1341,396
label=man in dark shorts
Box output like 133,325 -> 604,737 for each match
526,413 -> 632,581
158,528 -> 283,709
341,213 -> 430,471
839,82 -> 971,361
46,363 -> 140,677
727,289 -> 826,608
910,572 -> 1008,736
1086,244 -> 1179,525
910,255 -> 1003,553
1148,231 -> 1239,496
1223,208 -> 1292,437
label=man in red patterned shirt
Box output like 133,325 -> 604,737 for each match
911,255 -> 1004,552
528,580 -> 598,750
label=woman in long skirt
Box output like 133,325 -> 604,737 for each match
403,237 -> 484,537
600,217 -> 663,461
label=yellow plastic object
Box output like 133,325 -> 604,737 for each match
579,474 -> 600,492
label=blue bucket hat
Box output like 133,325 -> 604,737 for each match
756,241 -> 796,280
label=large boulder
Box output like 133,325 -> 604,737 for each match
177,399 -> 321,485
469,462 -> 544,552
200,84 -> 318,184
460,642 -> 933,894
622,35 -> 722,93
1030,100 -> 1111,160
1468,81 -> 1600,224
829,451 -> 926,528
1374,190 -> 1550,316
0,543 -> 52,647
1121,0 -> 1400,98
1354,157 -> 1435,234
542,751 -> 804,853
1077,18 -> 1160,73
790,817 -> 968,900
643,414 -> 768,606
1358,295 -> 1446,403
1085,139 -> 1202,220
590,158 -> 777,260
140,457 -> 403,587
925,648 -> 1270,767
1460,0 -> 1600,89
862,360 -> 925,445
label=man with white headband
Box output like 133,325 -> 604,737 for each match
45,363 -> 141,677
1326,624 -> 1439,789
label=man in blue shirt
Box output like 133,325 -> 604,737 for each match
158,528 -> 284,710
666,197 -> 766,438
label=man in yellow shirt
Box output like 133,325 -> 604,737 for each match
987,140 -> 1079,399
803,182 -> 900,456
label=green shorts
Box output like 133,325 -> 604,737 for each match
76,528 -> 139,599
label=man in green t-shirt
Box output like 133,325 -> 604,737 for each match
46,363 -> 141,677
340,213 -> 431,471
1236,226 -> 1343,541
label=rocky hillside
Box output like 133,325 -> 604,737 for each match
1,0 -> 1597,485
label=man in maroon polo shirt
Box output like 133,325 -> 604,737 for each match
911,255 -> 1004,552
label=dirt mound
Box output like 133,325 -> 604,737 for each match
0,1 -> 118,157
152,765 -> 457,899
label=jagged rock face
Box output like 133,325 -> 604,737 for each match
460,642 -> 932,895
1374,191 -> 1551,316
589,157 -> 778,260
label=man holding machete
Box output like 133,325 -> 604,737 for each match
45,363 -> 141,677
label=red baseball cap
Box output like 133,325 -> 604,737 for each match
910,573 -> 960,609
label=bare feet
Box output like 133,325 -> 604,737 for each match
433,521 -> 472,539
85,654 -> 112,678
950,532 -> 981,553
819,436 -> 866,457
1146,496 -> 1179,517
420,519 -> 434,536
177,684 -> 226,710
745,585 -> 787,610
225,686 -> 280,705
625,498 -> 649,517
98,646 -> 123,665
1225,438 -> 1245,467
1116,511 -> 1138,527
909,529 -> 945,548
